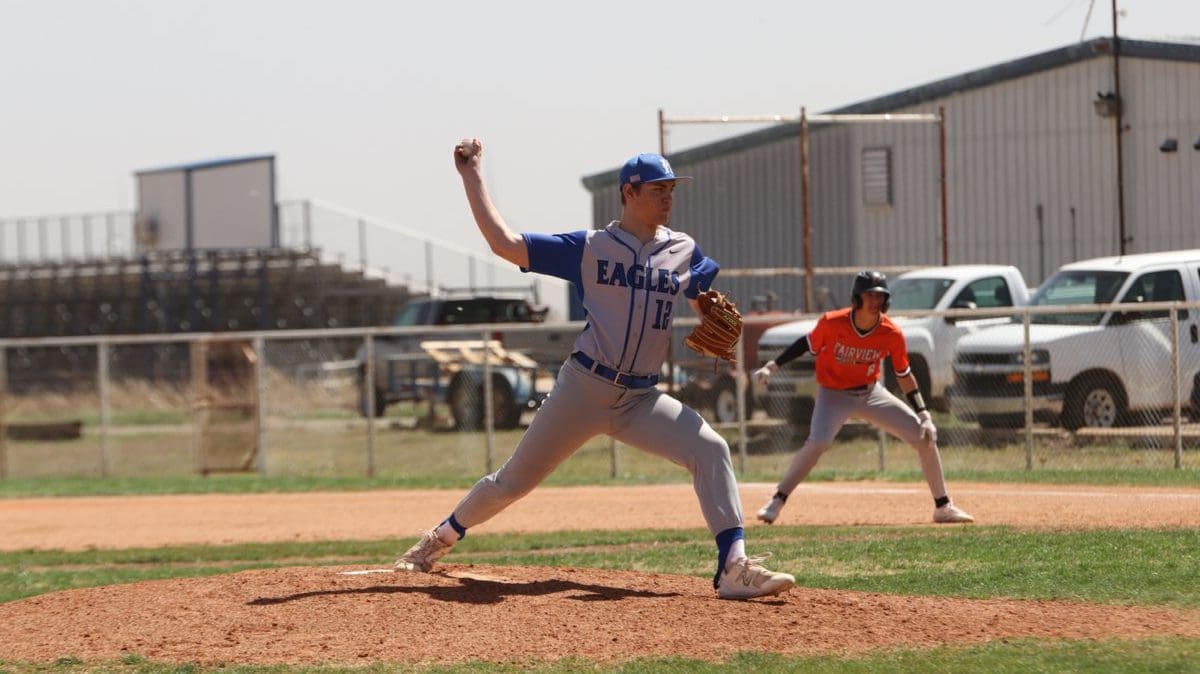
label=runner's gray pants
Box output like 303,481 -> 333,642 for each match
776,383 -> 949,499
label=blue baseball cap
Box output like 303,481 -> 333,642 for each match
619,153 -> 692,188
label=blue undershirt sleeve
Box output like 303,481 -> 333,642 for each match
685,243 -> 720,299
521,231 -> 587,287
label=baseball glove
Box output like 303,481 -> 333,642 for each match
684,289 -> 743,362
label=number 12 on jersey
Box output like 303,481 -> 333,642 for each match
652,299 -> 674,330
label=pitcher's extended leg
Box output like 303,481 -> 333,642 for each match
451,363 -> 609,528
612,389 -> 794,599
610,389 -> 742,534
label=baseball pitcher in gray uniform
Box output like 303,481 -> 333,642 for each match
394,139 -> 795,600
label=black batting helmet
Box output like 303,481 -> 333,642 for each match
851,270 -> 891,312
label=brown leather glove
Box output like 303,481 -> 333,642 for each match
684,290 -> 743,362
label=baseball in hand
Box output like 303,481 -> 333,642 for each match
458,138 -> 480,159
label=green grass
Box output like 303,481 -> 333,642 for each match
1,527 -> 1198,672
1,416 -> 1198,495
2,526 -> 1197,608
0,463 -> 1197,499
2,639 -> 1200,673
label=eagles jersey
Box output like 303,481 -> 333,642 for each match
522,221 -> 719,376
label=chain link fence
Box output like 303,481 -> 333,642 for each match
0,302 -> 1196,480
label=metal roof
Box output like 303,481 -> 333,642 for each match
1061,248 -> 1200,272
897,264 -> 1021,280
135,154 -> 275,176
581,38 -> 1200,190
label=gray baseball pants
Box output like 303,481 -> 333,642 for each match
451,356 -> 745,535
775,383 -> 949,498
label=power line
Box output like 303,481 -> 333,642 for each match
1080,0 -> 1097,41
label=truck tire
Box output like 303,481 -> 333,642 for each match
448,372 -> 522,431
358,386 -> 387,418
711,375 -> 752,424
1062,375 -> 1125,430
1190,372 -> 1200,419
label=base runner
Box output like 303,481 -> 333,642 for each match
753,271 -> 975,525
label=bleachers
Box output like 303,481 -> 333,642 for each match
0,248 -> 413,338
0,248 -> 415,392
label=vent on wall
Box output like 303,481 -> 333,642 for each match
862,147 -> 892,206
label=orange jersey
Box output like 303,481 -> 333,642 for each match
808,307 -> 911,390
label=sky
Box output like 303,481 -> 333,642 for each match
3,0 -> 1199,258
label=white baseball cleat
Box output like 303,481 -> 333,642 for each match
394,529 -> 454,572
756,495 -> 785,524
716,554 -> 796,600
933,502 -> 975,523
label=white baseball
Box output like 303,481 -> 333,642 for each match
459,138 -> 480,159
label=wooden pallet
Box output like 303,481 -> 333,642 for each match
419,340 -> 538,370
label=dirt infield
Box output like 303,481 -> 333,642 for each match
1,481 -> 1198,665
3,565 -> 1199,665
1,481 -> 1198,552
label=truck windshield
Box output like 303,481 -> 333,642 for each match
392,302 -> 432,326
1023,270 -> 1129,325
889,278 -> 954,311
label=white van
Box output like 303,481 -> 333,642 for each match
949,249 -> 1200,429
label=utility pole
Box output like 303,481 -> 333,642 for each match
1112,0 -> 1128,255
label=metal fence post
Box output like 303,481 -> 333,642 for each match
483,329 -> 494,474
877,428 -> 888,471
1171,306 -> 1182,469
0,347 -> 6,479
1023,311 -> 1034,471
735,331 -> 747,475
60,216 -> 70,260
83,215 -> 93,259
357,218 -> 367,272
98,342 -> 110,477
105,212 -> 115,257
364,334 -> 376,478
302,200 -> 313,250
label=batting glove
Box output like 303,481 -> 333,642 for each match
752,361 -> 779,387
917,410 -> 938,446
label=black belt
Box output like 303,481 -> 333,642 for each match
572,352 -> 659,389
837,383 -> 873,393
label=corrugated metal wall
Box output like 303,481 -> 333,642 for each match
587,52 -> 1200,312
934,57 -> 1120,283
1122,58 -> 1200,253
925,56 -> 1199,283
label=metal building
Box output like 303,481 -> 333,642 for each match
581,38 -> 1200,313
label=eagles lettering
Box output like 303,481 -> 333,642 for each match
595,260 -> 681,294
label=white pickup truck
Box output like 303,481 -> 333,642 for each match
949,249 -> 1200,429
755,265 -> 1031,424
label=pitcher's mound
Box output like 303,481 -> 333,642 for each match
2,564 -> 1198,665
